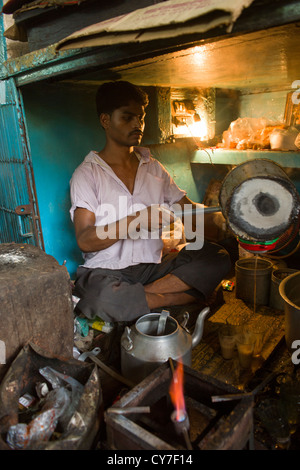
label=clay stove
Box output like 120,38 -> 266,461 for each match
105,361 -> 253,450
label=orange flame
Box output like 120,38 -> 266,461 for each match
169,361 -> 185,421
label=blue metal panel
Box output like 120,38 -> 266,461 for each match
0,0 -> 7,64
0,77 -> 44,248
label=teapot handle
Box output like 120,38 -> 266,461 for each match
121,326 -> 134,351
180,311 -> 191,333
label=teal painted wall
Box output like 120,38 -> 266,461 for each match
22,82 -> 104,278
148,141 -> 230,203
239,90 -> 287,122
148,141 -> 200,202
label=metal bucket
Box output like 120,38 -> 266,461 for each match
279,271 -> 300,351
269,268 -> 299,311
235,257 -> 273,305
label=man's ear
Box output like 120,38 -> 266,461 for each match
100,113 -> 110,129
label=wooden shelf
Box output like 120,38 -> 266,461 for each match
191,148 -> 300,168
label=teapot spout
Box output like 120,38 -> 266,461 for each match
191,307 -> 210,348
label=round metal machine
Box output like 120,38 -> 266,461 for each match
219,159 -> 300,253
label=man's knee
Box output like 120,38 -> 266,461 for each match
76,272 -> 149,322
216,245 -> 232,276
194,241 -> 231,269
96,280 -> 149,322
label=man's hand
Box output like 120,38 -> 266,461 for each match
73,205 -> 176,252
128,205 -> 175,236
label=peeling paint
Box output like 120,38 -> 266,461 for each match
1,45 -> 74,75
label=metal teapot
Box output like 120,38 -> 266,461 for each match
120,307 -> 210,384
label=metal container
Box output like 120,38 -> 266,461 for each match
269,268 -> 298,311
219,159 -> 300,241
235,257 -> 273,305
279,271 -> 300,351
121,307 -> 210,384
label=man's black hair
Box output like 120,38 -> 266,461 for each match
96,81 -> 149,117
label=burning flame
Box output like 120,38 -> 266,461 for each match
173,120 -> 208,140
169,360 -> 186,422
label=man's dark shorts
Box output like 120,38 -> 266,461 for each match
74,242 -> 231,322
73,241 -> 231,323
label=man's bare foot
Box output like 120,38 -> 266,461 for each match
144,273 -> 191,294
145,291 -> 196,309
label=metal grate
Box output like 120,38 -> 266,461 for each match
0,78 -> 44,248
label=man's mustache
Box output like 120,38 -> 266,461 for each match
129,129 -> 143,136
